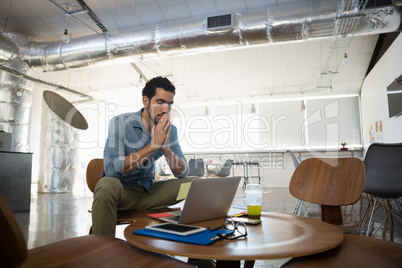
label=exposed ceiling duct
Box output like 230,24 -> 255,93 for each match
0,36 -> 17,65
4,0 -> 401,73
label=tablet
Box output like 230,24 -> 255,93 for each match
145,223 -> 206,236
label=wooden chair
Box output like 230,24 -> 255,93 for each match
86,158 -> 179,233
282,233 -> 402,268
289,157 -> 365,227
284,158 -> 402,267
0,194 -> 193,268
286,150 -> 314,216
86,158 -> 105,193
86,158 -> 136,227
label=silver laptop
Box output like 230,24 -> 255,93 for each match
149,177 -> 241,224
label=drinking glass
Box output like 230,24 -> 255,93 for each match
245,184 -> 263,219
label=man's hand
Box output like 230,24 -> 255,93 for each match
124,114 -> 171,174
152,113 -> 171,149
162,120 -> 171,152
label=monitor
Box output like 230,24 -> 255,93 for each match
387,74 -> 402,118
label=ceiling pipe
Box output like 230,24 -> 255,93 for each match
7,0 -> 401,73
0,35 -> 18,65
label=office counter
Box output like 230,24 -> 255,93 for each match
0,151 -> 32,212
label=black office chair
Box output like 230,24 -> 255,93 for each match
216,159 -> 233,177
187,158 -> 205,177
357,143 -> 402,237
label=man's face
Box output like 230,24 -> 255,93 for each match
144,87 -> 174,124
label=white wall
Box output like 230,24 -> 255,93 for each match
361,32 -> 402,148
175,95 -> 362,153
29,83 -> 364,188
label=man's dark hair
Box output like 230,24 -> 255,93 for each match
142,76 -> 176,100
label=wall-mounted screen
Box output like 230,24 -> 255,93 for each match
387,74 -> 402,118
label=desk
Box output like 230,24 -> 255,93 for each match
124,212 -> 343,267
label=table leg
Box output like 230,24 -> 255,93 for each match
216,260 -> 255,268
244,260 -> 255,268
216,260 -> 241,268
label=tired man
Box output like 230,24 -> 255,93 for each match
92,76 -> 194,236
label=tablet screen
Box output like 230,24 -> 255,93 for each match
146,223 -> 206,236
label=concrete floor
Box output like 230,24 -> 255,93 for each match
13,185 -> 402,267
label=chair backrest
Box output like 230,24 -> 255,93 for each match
188,158 -> 205,177
86,158 -> 104,192
217,159 -> 233,177
289,158 -> 365,206
363,143 -> 402,198
0,194 -> 28,267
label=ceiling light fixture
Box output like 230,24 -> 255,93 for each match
300,100 -> 306,111
342,53 -> 349,64
16,88 -> 23,97
327,85 -> 334,94
61,29 -> 70,44
138,75 -> 143,83
251,103 -> 256,114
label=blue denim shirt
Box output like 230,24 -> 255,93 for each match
103,109 -> 189,191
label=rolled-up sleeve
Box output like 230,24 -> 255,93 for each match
104,116 -> 126,178
170,125 -> 189,178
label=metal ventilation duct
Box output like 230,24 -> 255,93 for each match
0,36 -> 17,64
13,0 -> 402,72
38,91 -> 88,192
0,34 -> 33,152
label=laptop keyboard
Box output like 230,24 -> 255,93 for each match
165,215 -> 181,221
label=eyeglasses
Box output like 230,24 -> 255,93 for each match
209,218 -> 248,241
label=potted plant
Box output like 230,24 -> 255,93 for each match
340,142 -> 348,151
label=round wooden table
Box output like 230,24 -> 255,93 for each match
124,212 -> 343,266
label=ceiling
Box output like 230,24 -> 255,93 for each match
0,0 -> 400,108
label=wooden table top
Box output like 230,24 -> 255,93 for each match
124,212 -> 343,261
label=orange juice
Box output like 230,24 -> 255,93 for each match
247,205 -> 262,219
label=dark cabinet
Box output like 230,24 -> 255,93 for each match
0,151 -> 32,212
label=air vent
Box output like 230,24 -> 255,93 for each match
364,0 -> 394,9
207,14 -> 232,29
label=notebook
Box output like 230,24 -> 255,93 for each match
148,177 -> 241,224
